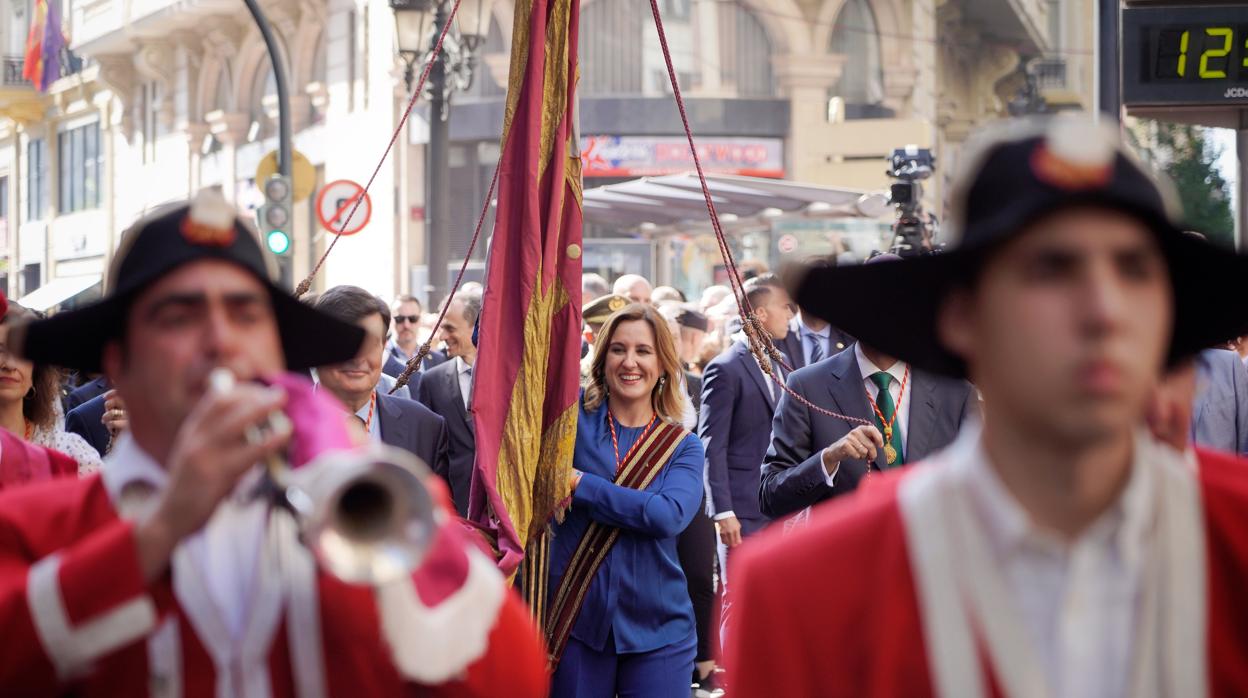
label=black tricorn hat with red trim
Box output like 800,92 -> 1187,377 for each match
792,116 -> 1248,379
12,191 -> 364,373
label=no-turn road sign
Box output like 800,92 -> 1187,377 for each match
316,179 -> 372,236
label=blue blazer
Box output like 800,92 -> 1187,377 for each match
63,376 -> 109,414
760,345 -> 976,518
548,399 -> 704,655
698,340 -> 782,534
65,394 -> 110,458
1192,348 -> 1248,456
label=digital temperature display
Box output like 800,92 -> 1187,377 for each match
1122,6 -> 1248,106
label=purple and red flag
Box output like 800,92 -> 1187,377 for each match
468,0 -> 583,589
22,0 -> 65,92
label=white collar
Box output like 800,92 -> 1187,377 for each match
855,343 -> 908,384
101,434 -> 169,502
953,423 -> 1157,572
102,433 -> 266,513
455,356 -> 474,375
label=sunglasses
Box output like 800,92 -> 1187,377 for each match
394,315 -> 421,325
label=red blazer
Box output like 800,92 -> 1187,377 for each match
724,447 -> 1248,697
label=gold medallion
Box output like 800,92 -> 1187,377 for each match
884,443 -> 898,466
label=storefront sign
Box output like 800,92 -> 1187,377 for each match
580,136 -> 784,178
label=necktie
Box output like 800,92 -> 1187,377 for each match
463,366 -> 473,410
868,372 -> 904,467
808,333 -> 824,365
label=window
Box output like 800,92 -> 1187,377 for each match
57,122 -> 101,214
718,3 -> 776,97
347,9 -> 358,111
1047,0 -> 1062,50
249,67 -> 276,142
141,81 -> 160,163
828,0 -> 889,118
26,138 -> 47,220
0,176 -> 9,249
579,0 -> 644,96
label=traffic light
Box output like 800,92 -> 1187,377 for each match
258,174 -> 292,257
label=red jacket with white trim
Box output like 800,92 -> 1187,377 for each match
0,473 -> 549,697
724,447 -> 1248,697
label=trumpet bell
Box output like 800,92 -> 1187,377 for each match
285,446 -> 440,585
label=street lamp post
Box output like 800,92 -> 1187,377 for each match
391,0 -> 485,311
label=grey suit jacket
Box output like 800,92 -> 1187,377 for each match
375,392 -> 451,488
759,345 -> 976,518
415,359 -> 476,517
1192,348 -> 1248,456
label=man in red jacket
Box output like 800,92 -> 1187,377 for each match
725,117 -> 1248,697
0,192 -> 548,696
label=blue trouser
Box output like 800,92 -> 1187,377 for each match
551,631 -> 697,698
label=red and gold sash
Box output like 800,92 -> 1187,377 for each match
544,418 -> 689,666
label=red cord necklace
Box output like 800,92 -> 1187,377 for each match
607,408 -> 659,475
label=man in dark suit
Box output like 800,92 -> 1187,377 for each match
315,286 -> 450,479
416,290 -> 481,517
699,274 -> 793,569
62,375 -> 109,413
1191,347 -> 1248,455
382,294 -> 448,389
759,339 -> 976,518
66,394 -> 110,456
776,311 -> 854,371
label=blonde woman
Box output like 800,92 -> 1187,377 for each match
546,303 -> 705,698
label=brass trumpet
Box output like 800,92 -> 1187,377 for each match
209,368 -> 440,585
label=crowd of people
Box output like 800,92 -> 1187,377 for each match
3,115 -> 1248,696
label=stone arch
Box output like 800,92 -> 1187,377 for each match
575,0 -> 811,55
813,0 -> 907,67
289,6 -> 326,88
195,54 -> 236,120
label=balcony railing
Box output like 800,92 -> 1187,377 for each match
2,56 -> 31,88
1032,58 -> 1067,91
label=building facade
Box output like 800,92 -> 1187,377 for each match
0,0 -> 1096,308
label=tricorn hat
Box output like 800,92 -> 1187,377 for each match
792,117 -> 1248,378
14,191 -> 364,372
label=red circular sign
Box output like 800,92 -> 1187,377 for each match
315,180 -> 373,236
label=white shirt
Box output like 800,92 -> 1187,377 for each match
820,345 -> 912,486
957,430 -> 1153,698
101,435 -> 268,642
855,343 -> 911,447
456,356 -> 474,410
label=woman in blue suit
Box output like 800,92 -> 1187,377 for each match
547,303 -> 705,698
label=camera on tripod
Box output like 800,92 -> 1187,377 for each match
886,146 -> 939,257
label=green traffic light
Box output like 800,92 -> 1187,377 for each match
266,229 -> 291,255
